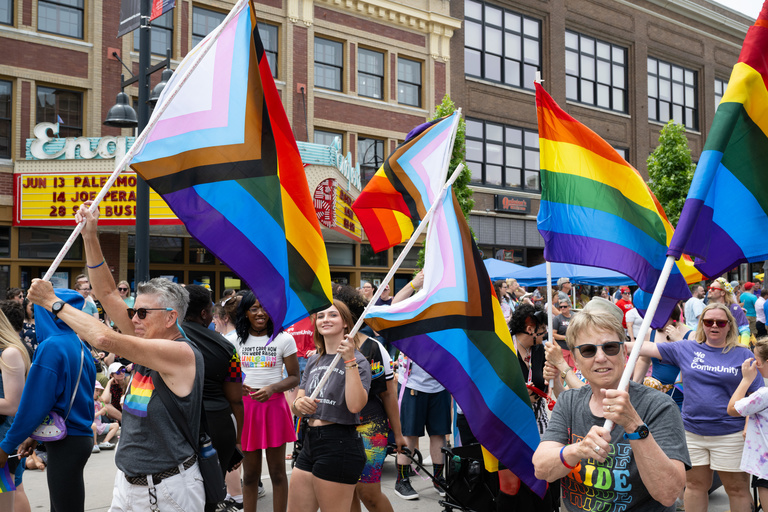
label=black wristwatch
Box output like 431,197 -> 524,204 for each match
623,423 -> 650,440
51,300 -> 66,319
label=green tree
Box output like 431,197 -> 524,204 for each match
646,121 -> 695,227
415,95 -> 474,269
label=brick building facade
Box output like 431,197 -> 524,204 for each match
449,0 -> 752,268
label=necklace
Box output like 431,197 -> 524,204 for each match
513,335 -> 532,363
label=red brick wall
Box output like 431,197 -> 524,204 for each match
349,43 -> 355,93
0,174 -> 13,196
315,6 -> 425,47
22,0 -> 31,26
293,25 -> 308,141
434,61 -> 446,106
390,54 -> 396,101
181,1 -> 189,56
262,0 -> 281,8
0,38 -> 88,78
315,97 -> 425,131
349,133 -> 357,162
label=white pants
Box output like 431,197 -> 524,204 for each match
109,461 -> 205,512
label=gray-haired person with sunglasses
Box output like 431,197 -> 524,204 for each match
629,302 -> 762,512
27,202 -> 206,512
533,302 -> 690,512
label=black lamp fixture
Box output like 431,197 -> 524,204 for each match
148,57 -> 173,107
104,75 -> 139,128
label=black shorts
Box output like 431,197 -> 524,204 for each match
752,475 -> 768,489
400,387 -> 451,437
294,423 -> 366,484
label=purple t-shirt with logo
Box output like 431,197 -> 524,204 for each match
657,339 -> 763,436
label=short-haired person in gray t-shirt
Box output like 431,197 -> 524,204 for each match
533,304 -> 690,511
288,300 -> 371,512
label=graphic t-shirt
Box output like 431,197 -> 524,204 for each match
735,386 -> 768,479
553,314 -> 572,350
657,339 -> 763,435
359,337 -> 394,422
237,331 -> 297,389
300,351 -> 371,425
542,381 -> 690,512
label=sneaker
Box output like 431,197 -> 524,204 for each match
98,442 -> 115,450
216,498 -> 243,511
258,483 -> 266,498
394,478 -> 419,500
91,445 -> 100,454
434,476 -> 447,497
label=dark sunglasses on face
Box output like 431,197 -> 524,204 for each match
127,307 -> 173,319
115,368 -> 126,375
575,341 -> 624,358
118,287 -> 129,292
702,318 -> 729,328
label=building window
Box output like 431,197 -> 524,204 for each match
0,80 -> 10,159
134,10 -> 173,56
358,48 -> 384,100
614,147 -> 628,161
714,78 -> 728,111
648,57 -> 698,130
315,37 -> 343,91
314,129 -> 342,148
36,86 -> 82,137
357,137 -> 384,187
18,228 -> 82,259
38,0 -> 83,38
1,0 -> 12,25
258,23 -> 278,78
398,57 -> 421,107
192,7 -> 225,48
565,31 -> 627,113
464,0 -> 541,91
361,244 -> 387,267
465,117 -> 540,190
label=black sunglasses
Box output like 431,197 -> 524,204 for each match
127,307 -> 173,319
575,341 -> 624,358
118,287 -> 129,292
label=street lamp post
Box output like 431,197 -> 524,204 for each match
134,0 -> 152,284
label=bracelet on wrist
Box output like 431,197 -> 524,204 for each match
345,363 -> 358,369
409,281 -> 416,291
560,446 -> 577,469
344,358 -> 356,364
87,259 -> 106,269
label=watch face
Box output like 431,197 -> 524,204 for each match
637,424 -> 649,438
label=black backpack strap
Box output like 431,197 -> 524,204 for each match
154,374 -> 206,453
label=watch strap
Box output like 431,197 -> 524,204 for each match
52,300 -> 66,318
623,423 -> 649,440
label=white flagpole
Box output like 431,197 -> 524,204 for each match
309,163 -> 466,400
42,0 -> 250,282
546,261 -> 554,389
603,255 -> 677,430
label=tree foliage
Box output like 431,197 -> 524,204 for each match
415,95 -> 474,269
646,121 -> 695,227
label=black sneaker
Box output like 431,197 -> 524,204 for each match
434,476 -> 447,497
394,478 -> 419,500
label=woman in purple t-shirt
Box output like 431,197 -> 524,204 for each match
637,303 -> 762,512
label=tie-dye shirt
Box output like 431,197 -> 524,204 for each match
734,386 -> 768,479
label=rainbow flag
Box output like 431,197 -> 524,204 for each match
668,3 -> 768,277
351,112 -> 459,253
535,83 -> 696,328
130,0 -> 332,333
365,189 -> 545,497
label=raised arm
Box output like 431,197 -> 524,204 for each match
28,279 -> 196,397
75,203 -> 135,335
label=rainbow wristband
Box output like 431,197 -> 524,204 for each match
560,446 -> 576,469
87,259 -> 106,269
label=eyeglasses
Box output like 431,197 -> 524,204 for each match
127,307 -> 173,319
708,286 -> 723,292
118,287 -> 129,292
575,341 -> 624,358
533,328 -> 547,338
115,368 -> 126,375
702,319 -> 729,328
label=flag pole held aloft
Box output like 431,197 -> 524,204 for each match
41,0 -> 249,283
309,163 -> 466,400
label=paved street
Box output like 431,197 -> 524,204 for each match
22,437 -> 736,512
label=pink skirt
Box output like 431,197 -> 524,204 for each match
241,392 -> 297,451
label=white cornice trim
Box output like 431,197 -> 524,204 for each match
313,0 -> 463,34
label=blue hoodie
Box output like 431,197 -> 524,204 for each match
0,289 -> 96,454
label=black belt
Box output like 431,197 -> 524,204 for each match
125,454 -> 197,486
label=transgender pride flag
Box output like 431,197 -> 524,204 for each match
130,0 -> 332,334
